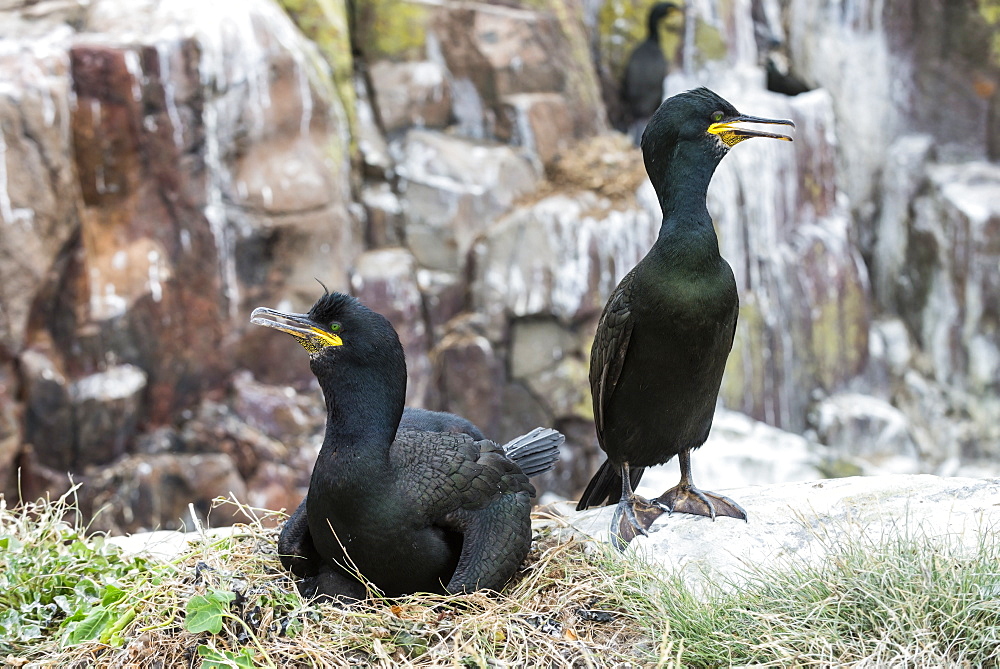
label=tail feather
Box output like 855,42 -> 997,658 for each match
501,427 -> 563,478
576,460 -> 647,510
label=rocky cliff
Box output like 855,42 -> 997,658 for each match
0,0 -> 996,532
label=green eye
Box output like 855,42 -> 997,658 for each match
329,322 -> 341,332
712,111 -> 724,122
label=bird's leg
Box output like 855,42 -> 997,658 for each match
610,464 -> 668,551
654,449 -> 747,521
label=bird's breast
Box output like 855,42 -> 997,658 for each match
637,260 -> 737,327
598,257 -> 737,463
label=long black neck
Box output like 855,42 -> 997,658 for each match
648,142 -> 724,250
312,353 -> 406,463
646,10 -> 663,42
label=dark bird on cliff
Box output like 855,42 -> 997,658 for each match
621,2 -> 679,144
576,87 -> 794,550
251,292 -> 563,599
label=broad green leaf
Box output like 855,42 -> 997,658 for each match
100,585 -> 126,606
73,578 -> 101,600
65,607 -> 114,645
185,590 -> 236,634
283,616 -> 303,638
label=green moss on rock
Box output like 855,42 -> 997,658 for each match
977,0 -> 1000,63
279,0 -> 357,154
353,0 -> 430,62
692,17 -> 727,64
547,0 -> 609,135
808,249 -> 868,390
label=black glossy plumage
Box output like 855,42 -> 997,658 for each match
399,407 -> 563,478
252,292 -> 562,599
576,87 -> 793,548
621,3 -> 678,143
400,407 -> 486,440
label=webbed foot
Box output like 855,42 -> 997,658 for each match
609,494 -> 670,551
656,484 -> 747,521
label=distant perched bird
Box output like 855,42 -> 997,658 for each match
621,2 -> 679,144
576,88 -> 794,550
252,292 -> 563,599
765,51 -> 812,97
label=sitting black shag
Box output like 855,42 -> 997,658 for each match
252,292 -> 563,599
576,87 -> 793,550
621,2 -> 679,144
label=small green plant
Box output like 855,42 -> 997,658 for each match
0,489 -> 160,654
185,589 -> 237,635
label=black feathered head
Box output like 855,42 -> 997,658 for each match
251,290 -> 402,365
640,87 -> 793,202
643,87 -> 793,158
252,290 -> 409,437
647,2 -> 679,35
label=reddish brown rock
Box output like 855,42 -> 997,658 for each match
16,444 -> 72,506
177,401 -> 289,482
369,60 -> 453,135
81,452 -> 251,534
0,0 -> 355,527
353,1 -> 606,149
431,314 -> 506,438
231,371 -> 323,446
246,461 -> 307,526
498,93 -> 574,165
361,183 -> 404,248
417,269 -> 466,340
432,2 -> 606,143
68,40 -> 229,423
0,45 -> 79,354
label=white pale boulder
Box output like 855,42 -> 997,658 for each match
563,474 -> 1000,592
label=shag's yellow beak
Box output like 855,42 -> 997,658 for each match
250,307 -> 343,351
708,114 -> 795,147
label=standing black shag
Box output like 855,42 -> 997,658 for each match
576,88 -> 794,550
252,292 -> 562,599
621,2 -> 679,144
